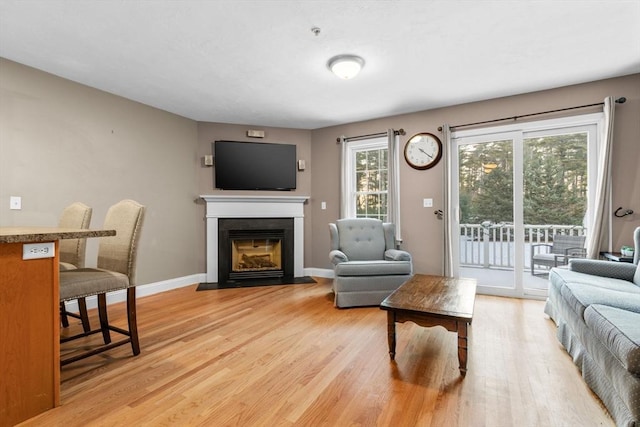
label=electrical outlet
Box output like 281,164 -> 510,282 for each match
321,201 -> 327,210
23,242 -> 55,260
423,198 -> 433,208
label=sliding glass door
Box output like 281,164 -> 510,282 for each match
449,115 -> 600,298
456,136 -> 518,292
522,128 -> 592,294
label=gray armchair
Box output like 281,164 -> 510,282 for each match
329,218 -> 413,308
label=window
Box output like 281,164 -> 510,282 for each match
344,137 -> 388,221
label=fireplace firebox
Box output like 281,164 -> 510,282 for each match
218,218 -> 294,285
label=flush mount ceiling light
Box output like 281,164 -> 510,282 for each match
328,55 -> 365,80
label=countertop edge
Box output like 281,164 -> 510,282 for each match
0,227 -> 115,243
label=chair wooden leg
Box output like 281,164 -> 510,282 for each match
60,301 -> 70,327
97,294 -> 111,344
78,297 -> 91,333
127,287 -> 140,355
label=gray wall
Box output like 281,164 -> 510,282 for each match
2,57 -> 638,282
195,122 -> 313,269
309,74 -> 640,273
0,58 -> 201,285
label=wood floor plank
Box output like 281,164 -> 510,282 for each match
19,278 -> 613,426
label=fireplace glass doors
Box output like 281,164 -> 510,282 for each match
231,231 -> 283,279
218,218 -> 294,284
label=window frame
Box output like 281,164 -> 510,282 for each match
343,136 -> 389,220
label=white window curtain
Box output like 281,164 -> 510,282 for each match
586,96 -> 616,258
441,124 -> 455,276
387,129 -> 402,245
339,136 -> 349,219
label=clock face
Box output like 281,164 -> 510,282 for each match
404,133 -> 443,170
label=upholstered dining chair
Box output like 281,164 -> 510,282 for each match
58,202 -> 92,332
58,202 -> 92,270
59,199 -> 145,365
329,218 -> 413,308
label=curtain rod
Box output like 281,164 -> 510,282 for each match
437,97 -> 626,132
336,128 -> 405,144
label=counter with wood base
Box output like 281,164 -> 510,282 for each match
0,227 -> 114,427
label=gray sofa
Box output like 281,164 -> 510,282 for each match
329,218 -> 413,308
545,258 -> 640,426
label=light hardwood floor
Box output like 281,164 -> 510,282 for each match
22,278 -> 613,426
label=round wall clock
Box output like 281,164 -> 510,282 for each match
404,132 -> 443,170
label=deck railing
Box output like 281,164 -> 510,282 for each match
459,223 -> 587,269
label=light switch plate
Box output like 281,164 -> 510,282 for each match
423,198 -> 433,208
10,196 -> 21,210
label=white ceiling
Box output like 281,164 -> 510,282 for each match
1,1 -> 639,129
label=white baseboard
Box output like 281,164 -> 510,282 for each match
304,268 -> 333,278
64,273 -> 206,311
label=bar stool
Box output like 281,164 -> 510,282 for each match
58,202 -> 92,332
59,199 -> 145,365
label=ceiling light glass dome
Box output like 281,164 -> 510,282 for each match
328,55 -> 365,80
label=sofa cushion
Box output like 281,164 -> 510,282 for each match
561,283 -> 640,319
570,259 -> 638,282
585,304 -> 640,375
334,260 -> 412,277
550,268 -> 640,295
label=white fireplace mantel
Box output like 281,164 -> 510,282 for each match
200,195 -> 309,283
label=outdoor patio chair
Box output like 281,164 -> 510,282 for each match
530,234 -> 586,276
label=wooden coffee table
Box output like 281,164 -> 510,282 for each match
380,274 -> 477,376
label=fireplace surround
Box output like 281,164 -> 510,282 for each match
201,195 -> 308,284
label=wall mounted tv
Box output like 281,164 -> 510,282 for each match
213,140 -> 297,191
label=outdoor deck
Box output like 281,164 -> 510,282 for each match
457,223 -> 585,293
459,266 -> 551,291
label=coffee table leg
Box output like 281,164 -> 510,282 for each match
457,321 -> 468,376
387,311 -> 396,360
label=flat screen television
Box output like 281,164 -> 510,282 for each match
213,140 -> 297,191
